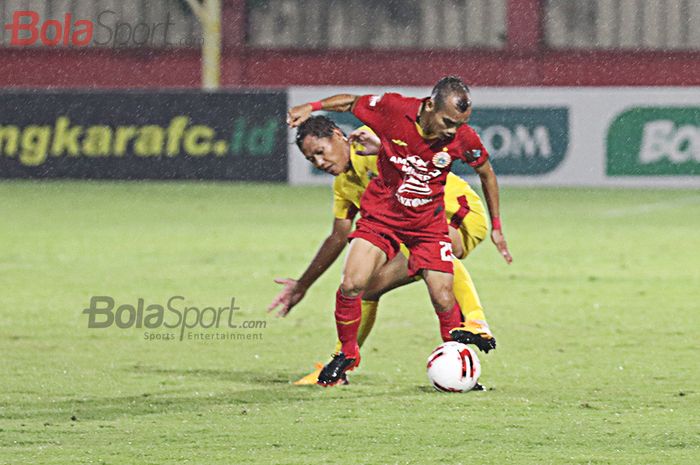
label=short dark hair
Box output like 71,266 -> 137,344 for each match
431,76 -> 471,113
295,115 -> 342,150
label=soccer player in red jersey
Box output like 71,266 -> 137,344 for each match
287,77 -> 511,386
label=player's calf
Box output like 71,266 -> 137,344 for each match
423,269 -> 461,341
334,290 -> 362,354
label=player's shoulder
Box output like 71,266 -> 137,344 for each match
456,124 -> 484,147
350,148 -> 378,179
457,123 -> 480,139
385,93 -> 422,109
445,174 -> 480,208
369,92 -> 418,111
454,124 -> 489,166
372,92 -> 404,102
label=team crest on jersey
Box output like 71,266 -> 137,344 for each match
369,95 -> 382,107
432,152 -> 451,169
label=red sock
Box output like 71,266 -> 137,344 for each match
436,302 -> 463,342
335,289 -> 361,358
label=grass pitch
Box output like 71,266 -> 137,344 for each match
0,181 -> 699,465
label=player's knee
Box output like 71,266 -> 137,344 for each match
340,274 -> 366,297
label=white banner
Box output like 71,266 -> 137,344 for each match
288,87 -> 700,188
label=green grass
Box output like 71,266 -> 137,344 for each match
0,181 -> 699,465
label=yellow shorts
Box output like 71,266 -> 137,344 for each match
455,189 -> 488,257
446,178 -> 488,257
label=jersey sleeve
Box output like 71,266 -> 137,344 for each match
351,93 -> 400,133
460,127 -> 490,167
332,178 -> 359,220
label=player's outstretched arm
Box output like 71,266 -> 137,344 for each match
473,160 -> 513,264
287,94 -> 360,128
267,218 -> 353,317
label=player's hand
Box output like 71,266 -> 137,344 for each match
267,278 -> 306,317
491,229 -> 513,264
348,129 -> 381,155
287,104 -> 313,128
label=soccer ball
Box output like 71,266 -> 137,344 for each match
426,341 -> 481,392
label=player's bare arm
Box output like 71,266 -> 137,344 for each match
287,94 -> 360,127
268,218 -> 353,317
473,159 -> 513,264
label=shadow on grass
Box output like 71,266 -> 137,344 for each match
133,365 -> 293,384
3,366 -> 433,422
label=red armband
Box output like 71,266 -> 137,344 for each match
491,217 -> 502,230
309,101 -> 323,111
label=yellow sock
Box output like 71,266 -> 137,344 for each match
357,300 -> 378,347
334,300 -> 379,353
453,259 -> 487,323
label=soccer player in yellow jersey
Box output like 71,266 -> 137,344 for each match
268,115 -> 512,384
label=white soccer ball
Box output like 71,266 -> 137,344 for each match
426,341 -> 481,392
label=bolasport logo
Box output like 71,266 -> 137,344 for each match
83,296 -> 267,342
2,9 -> 199,48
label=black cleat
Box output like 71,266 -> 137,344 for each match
450,329 -> 497,353
472,382 -> 487,391
317,352 -> 359,387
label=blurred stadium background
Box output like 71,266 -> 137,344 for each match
0,0 -> 698,185
2,0 -> 700,85
1,1 -> 699,464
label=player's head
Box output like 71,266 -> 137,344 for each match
295,115 -> 351,176
421,76 -> 473,140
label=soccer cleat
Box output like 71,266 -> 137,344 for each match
472,382 -> 487,391
294,362 -> 350,386
450,319 -> 497,353
317,352 -> 360,387
293,363 -> 324,386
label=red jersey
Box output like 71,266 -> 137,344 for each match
352,93 -> 489,233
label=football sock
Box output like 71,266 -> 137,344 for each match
335,288 -> 361,358
357,300 -> 378,347
334,299 -> 378,353
453,258 -> 487,323
436,302 -> 462,342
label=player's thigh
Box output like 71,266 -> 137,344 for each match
422,269 -> 456,312
341,237 -> 387,292
364,253 -> 415,300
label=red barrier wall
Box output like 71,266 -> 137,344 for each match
1,0 -> 698,88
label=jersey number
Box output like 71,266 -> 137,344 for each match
439,241 -> 454,262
